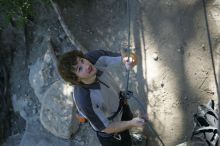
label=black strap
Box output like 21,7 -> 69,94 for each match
205,111 -> 219,120
193,128 -> 218,136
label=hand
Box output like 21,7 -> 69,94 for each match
134,110 -> 148,121
130,117 -> 145,128
122,53 -> 138,70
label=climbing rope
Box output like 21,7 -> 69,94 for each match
125,0 -> 132,94
202,0 -> 220,100
123,0 -> 165,145
202,0 -> 220,132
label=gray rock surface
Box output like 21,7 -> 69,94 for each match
29,40 -> 79,139
20,120 -> 73,146
19,120 -> 101,146
40,80 -> 79,139
3,134 -> 23,146
29,40 -> 60,103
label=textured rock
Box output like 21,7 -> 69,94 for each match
40,80 -> 79,139
29,40 -> 79,139
29,40 -> 59,103
20,120 -> 74,146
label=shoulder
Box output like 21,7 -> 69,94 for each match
74,86 -> 91,106
85,50 -> 120,64
74,86 -> 89,93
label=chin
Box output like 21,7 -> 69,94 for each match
92,66 -> 97,73
94,68 -> 97,73
92,70 -> 97,76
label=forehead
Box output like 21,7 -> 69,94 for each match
76,57 -> 81,63
72,57 -> 81,70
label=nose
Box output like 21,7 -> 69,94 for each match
84,63 -> 90,73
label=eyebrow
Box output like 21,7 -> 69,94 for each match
71,65 -> 77,73
72,58 -> 80,73
74,66 -> 78,72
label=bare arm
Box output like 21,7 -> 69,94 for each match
101,117 -> 145,134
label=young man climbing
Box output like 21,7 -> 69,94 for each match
58,49 -> 145,146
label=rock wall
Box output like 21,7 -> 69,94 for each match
29,38 -> 79,139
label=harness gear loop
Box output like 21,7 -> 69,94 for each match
113,134 -> 122,141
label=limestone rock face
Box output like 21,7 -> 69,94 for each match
19,120 -> 77,146
29,39 -> 79,139
29,40 -> 59,103
40,80 -> 79,139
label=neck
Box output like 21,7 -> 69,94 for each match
81,75 -> 96,84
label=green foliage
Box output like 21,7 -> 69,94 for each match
0,0 -> 33,27
0,0 -> 50,28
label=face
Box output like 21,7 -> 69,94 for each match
74,57 -> 97,83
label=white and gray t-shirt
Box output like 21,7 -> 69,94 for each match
73,50 -> 123,131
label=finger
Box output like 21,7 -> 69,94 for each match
125,62 -> 131,70
123,56 -> 134,63
137,120 -> 145,127
129,57 -> 134,63
134,110 -> 141,117
138,118 -> 145,123
123,57 -> 129,62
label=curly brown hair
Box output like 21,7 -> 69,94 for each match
58,50 -> 86,85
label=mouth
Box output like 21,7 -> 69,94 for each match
88,65 -> 93,74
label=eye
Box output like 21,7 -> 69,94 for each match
78,66 -> 82,72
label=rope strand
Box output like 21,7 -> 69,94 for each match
202,0 -> 220,132
125,0 -> 131,93
124,0 -> 165,145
